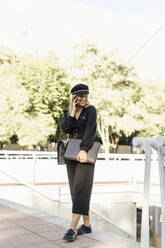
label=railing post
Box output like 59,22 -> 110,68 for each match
59,185 -> 61,202
133,136 -> 165,248
158,146 -> 165,248
151,206 -> 159,235
140,141 -> 151,248
32,152 -> 36,185
132,137 -> 154,248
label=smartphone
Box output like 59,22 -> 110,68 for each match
75,97 -> 78,107
73,95 -> 78,107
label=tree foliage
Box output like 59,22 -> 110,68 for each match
17,52 -> 70,148
18,52 -> 69,117
0,46 -> 18,64
0,47 -> 69,149
0,66 -> 28,143
0,43 -> 165,151
67,41 -> 164,152
137,81 -> 165,137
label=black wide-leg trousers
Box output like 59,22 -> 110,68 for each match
66,160 -> 95,216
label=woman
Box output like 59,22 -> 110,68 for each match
61,83 -> 97,242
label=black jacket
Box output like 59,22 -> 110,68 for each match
61,105 -> 97,152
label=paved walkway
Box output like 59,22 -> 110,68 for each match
0,198 -> 140,248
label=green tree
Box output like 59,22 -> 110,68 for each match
0,47 -> 69,149
18,52 -> 70,145
16,112 -> 56,149
136,80 -> 165,138
0,45 -> 18,64
0,62 -> 57,149
67,41 -> 144,153
0,63 -> 28,144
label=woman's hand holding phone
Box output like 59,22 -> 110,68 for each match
73,97 -> 78,109
70,96 -> 78,117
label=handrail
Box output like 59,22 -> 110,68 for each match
157,144 -> 165,248
0,150 -> 57,159
0,150 -> 147,161
133,136 -> 165,248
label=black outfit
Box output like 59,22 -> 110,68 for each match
61,105 -> 97,215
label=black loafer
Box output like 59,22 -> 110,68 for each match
77,224 -> 92,235
63,228 -> 77,242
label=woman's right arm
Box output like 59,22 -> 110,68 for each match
61,111 -> 75,134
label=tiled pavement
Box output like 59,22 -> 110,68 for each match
0,198 -> 140,248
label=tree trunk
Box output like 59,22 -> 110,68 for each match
109,133 -> 115,152
98,121 -> 110,159
115,137 -> 120,153
105,126 -> 110,160
97,122 -> 104,147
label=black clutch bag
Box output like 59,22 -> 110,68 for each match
64,138 -> 100,164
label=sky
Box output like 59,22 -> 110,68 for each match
74,0 -> 165,25
0,0 -> 164,81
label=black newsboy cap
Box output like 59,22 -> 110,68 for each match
71,84 -> 89,95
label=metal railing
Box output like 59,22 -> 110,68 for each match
133,136 -> 165,248
0,150 -> 57,160
0,150 -> 159,187
0,150 -> 147,160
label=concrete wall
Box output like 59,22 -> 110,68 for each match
91,202 -> 137,239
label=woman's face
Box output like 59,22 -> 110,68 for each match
77,94 -> 88,107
